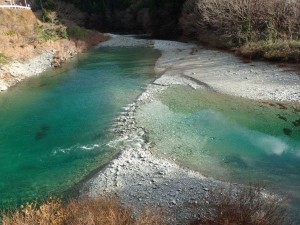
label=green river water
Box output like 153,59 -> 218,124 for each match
136,86 -> 300,219
0,44 -> 299,221
0,47 -> 160,207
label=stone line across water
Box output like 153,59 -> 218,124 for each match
82,81 -> 231,224
82,35 -> 300,223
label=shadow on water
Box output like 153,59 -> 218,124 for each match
35,125 -> 50,140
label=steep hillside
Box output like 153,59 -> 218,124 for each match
0,6 -> 108,91
0,8 -> 107,65
59,0 -> 185,39
0,9 -> 39,63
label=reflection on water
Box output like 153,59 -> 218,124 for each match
136,86 -> 300,219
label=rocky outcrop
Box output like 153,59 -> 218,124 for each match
51,51 -> 68,68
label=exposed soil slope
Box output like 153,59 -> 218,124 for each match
0,8 -> 109,91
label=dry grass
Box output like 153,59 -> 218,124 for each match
0,9 -> 40,61
190,184 -> 291,225
2,197 -> 66,225
65,197 -> 133,225
237,39 -> 300,62
1,185 -> 293,225
0,6 -> 108,65
1,196 -> 164,225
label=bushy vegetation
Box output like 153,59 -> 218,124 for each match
57,0 -> 185,39
1,184 -> 292,225
67,26 -> 88,40
0,52 -> 8,64
34,23 -> 68,41
0,3 -> 108,65
58,0 -> 138,13
1,197 -> 163,225
190,184 -> 291,225
52,0 -> 300,61
238,40 -> 300,62
180,0 -> 300,61
181,0 -> 300,44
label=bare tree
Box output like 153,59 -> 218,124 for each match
181,0 -> 300,45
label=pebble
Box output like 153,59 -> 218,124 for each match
81,35 -> 299,225
0,49 -> 82,92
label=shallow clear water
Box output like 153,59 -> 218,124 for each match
136,86 -> 300,217
0,47 -> 160,207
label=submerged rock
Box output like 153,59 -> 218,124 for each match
283,128 -> 292,136
292,118 -> 300,127
277,114 -> 287,121
35,125 -> 50,140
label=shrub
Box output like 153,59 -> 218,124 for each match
67,26 -> 88,40
0,52 -> 9,64
55,1 -> 87,26
181,0 -> 300,46
1,196 -> 164,225
43,0 -> 57,11
1,197 -> 66,225
34,24 -> 58,41
57,26 -> 68,39
190,184 -> 291,225
42,9 -> 59,24
34,23 -> 69,41
65,197 -> 133,225
238,39 -> 300,62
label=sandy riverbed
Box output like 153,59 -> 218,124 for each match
81,35 -> 300,224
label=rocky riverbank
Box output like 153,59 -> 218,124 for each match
0,35 -> 111,92
0,6 -> 111,92
0,50 -> 62,91
83,85 -> 228,224
81,35 -> 300,224
81,36 -> 228,224
0,38 -> 105,92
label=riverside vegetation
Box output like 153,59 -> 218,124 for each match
0,0 -> 109,90
0,0 -> 299,224
0,2 -> 108,67
2,0 -> 299,64
1,184 -> 290,225
6,0 -> 298,63
56,0 -> 300,62
1,197 -> 164,225
180,0 -> 300,62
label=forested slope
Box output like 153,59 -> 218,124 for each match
48,0 -> 300,62
48,0 -> 185,39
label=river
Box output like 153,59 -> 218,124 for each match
0,41 -> 299,222
136,85 -> 300,219
0,46 -> 160,207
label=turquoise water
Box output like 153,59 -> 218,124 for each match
136,86 -> 300,217
1,43 -> 299,220
0,47 -> 160,207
